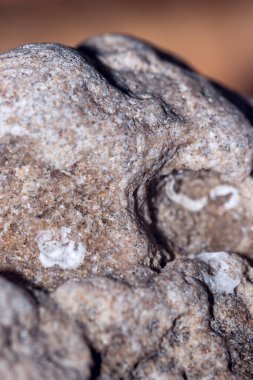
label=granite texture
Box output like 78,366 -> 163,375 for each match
0,34 -> 252,379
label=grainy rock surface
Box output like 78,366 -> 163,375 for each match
0,277 -> 92,380
0,33 -> 253,379
54,254 -> 253,380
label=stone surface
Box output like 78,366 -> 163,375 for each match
0,33 -> 253,379
0,276 -> 92,380
1,34 -> 253,289
54,253 -> 252,380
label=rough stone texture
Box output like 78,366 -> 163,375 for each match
54,253 -> 252,380
150,169 -> 253,257
1,34 -> 253,290
0,33 -> 253,379
0,276 -> 92,380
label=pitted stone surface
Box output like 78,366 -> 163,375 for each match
0,34 -> 253,379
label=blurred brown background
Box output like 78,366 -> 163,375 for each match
0,0 -> 253,96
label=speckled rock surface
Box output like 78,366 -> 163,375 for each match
0,33 -> 253,379
54,253 -> 253,380
0,276 -> 92,380
53,252 -> 253,380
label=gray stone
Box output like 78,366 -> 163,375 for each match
0,277 -> 92,379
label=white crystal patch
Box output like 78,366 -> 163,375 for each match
209,185 -> 239,210
196,251 -> 241,294
166,176 -> 208,212
166,175 -> 239,212
37,227 -> 85,269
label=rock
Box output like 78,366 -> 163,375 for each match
0,34 -> 253,289
150,169 -> 253,258
54,253 -> 252,379
0,276 -> 92,380
0,33 -> 253,379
